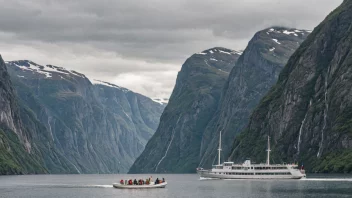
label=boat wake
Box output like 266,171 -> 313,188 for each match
81,184 -> 113,188
199,177 -> 219,181
300,178 -> 352,182
199,178 -> 352,182
21,184 -> 113,188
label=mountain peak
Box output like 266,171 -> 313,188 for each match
90,79 -> 130,93
238,27 -> 311,67
264,27 -> 311,37
196,47 -> 242,56
7,60 -> 86,78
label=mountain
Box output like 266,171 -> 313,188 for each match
129,47 -> 241,173
2,60 -> 165,174
198,27 -> 310,168
0,56 -> 69,175
130,27 -> 310,173
229,0 -> 352,173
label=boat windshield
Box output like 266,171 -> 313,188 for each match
212,165 -> 223,169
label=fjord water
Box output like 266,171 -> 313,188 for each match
0,174 -> 351,198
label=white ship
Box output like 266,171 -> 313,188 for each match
197,132 -> 306,179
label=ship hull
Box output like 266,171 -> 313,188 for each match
113,182 -> 167,189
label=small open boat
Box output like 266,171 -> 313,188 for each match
113,182 -> 167,189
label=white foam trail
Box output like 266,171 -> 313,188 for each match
31,184 -> 113,188
199,177 -> 219,181
84,185 -> 113,188
301,178 -> 352,182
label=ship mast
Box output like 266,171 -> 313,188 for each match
218,130 -> 222,165
266,136 -> 271,165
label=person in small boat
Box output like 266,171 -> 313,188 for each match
155,178 -> 159,184
125,180 -> 127,185
150,176 -> 153,183
120,179 -> 124,184
134,179 -> 138,185
162,178 -> 165,183
146,178 -> 150,185
128,179 -> 132,185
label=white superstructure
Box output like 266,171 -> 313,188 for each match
197,133 -> 306,179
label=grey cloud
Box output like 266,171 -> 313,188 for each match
0,0 -> 343,97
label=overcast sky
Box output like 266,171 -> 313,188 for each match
0,0 -> 342,98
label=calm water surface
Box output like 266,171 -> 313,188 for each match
0,174 -> 351,198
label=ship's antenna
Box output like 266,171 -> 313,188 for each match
266,136 -> 271,165
218,130 -> 222,165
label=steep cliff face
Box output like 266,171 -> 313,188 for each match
129,47 -> 241,173
0,56 -> 61,175
5,60 -> 164,173
0,56 -> 29,150
198,28 -> 310,168
230,0 -> 352,173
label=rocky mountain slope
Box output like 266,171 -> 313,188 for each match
0,56 -> 72,174
229,0 -> 352,173
1,60 -> 164,174
129,47 -> 241,173
198,28 -> 310,168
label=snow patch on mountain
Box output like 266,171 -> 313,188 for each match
91,79 -> 130,93
196,48 -> 243,56
218,50 -> 232,55
152,98 -> 169,105
196,52 -> 207,55
8,60 -> 86,78
272,39 -> 281,45
267,28 -> 309,37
